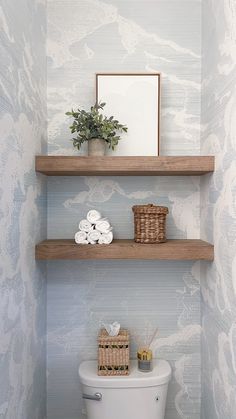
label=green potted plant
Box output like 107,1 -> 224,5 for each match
66,102 -> 128,156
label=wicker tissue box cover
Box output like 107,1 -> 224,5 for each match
98,329 -> 130,376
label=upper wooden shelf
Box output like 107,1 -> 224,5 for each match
35,156 -> 214,176
35,239 -> 214,261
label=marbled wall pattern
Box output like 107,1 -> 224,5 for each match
0,1 -> 47,418
48,176 -> 200,240
47,174 -> 202,419
47,0 -> 201,156
47,260 -> 201,419
47,2 -> 202,418
201,1 -> 236,418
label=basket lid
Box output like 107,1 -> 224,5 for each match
132,204 -> 169,214
79,359 -> 171,388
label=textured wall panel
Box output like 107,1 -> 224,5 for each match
47,0 -> 201,156
201,1 -> 236,419
47,1 -> 202,418
0,1 -> 47,418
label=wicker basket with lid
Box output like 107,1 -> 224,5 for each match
132,204 -> 168,244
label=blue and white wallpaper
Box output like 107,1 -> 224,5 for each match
1,0 -> 235,418
47,0 -> 201,156
0,1 -> 47,418
47,1 -> 202,419
201,1 -> 236,418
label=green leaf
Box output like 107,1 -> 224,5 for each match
66,101 -> 127,151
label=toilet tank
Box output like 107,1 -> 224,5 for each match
79,359 -> 171,419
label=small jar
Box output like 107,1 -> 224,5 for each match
137,348 -> 153,372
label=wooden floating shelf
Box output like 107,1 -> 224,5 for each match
35,156 -> 214,176
35,239 -> 214,261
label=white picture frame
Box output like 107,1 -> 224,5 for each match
96,73 -> 160,156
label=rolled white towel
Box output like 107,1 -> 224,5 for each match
79,219 -> 93,232
87,209 -> 101,224
96,219 -> 111,234
88,239 -> 96,244
94,217 -> 108,225
98,231 -> 113,245
87,229 -> 101,244
75,231 -> 87,244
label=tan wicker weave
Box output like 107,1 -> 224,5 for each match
98,329 -> 129,376
132,204 -> 168,244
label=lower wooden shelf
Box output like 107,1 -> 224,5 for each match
35,239 -> 214,261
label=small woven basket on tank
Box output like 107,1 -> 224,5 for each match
98,329 -> 130,376
132,204 -> 169,244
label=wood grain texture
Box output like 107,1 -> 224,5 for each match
35,239 -> 214,260
35,156 -> 215,176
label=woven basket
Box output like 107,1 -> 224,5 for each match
98,329 -> 129,376
132,204 -> 168,244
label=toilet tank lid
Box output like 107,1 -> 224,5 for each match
79,359 -> 171,388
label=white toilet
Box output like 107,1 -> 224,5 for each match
79,359 -> 171,419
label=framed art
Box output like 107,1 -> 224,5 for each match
96,73 -> 160,156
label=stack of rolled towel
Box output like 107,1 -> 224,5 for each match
75,210 -> 113,245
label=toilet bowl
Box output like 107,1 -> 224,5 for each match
79,359 -> 171,419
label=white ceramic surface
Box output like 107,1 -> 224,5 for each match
79,359 -> 171,419
79,359 -> 171,388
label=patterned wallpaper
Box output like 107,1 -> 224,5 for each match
2,1 -> 235,419
47,1 -> 202,419
47,0 -> 201,156
201,1 -> 236,418
0,1 -> 47,419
